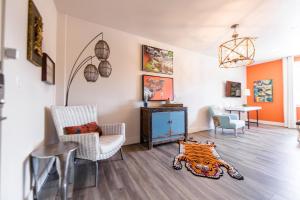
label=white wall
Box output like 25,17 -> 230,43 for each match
57,15 -> 246,144
0,0 -> 57,199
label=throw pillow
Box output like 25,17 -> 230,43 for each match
64,122 -> 102,136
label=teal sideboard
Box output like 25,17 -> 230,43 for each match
140,107 -> 188,149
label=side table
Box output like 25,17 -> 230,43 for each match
31,141 -> 79,200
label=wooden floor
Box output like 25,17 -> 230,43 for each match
40,125 -> 300,200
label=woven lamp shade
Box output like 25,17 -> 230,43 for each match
84,64 -> 99,82
94,40 -> 110,60
98,60 -> 112,78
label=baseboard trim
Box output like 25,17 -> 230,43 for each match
188,126 -> 210,134
249,119 -> 285,127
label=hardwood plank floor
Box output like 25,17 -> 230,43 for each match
40,125 -> 300,200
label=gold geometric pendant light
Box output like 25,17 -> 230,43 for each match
218,24 -> 256,68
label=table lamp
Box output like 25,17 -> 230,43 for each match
243,89 -> 250,106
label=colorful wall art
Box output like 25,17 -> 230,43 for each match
142,45 -> 173,75
142,75 -> 174,101
254,79 -> 273,102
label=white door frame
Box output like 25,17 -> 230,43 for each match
283,56 -> 297,128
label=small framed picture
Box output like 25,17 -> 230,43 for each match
42,53 -> 55,85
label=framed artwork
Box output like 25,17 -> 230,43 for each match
142,75 -> 174,101
254,79 -> 273,102
225,81 -> 241,97
42,53 -> 55,85
27,0 -> 43,66
142,45 -> 173,75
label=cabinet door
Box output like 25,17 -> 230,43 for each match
152,112 -> 170,139
170,111 -> 185,135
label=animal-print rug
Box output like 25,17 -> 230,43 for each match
173,141 -> 244,180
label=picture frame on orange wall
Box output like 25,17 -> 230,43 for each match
254,79 -> 273,102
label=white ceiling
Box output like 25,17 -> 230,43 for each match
54,0 -> 300,62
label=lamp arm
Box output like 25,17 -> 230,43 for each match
69,56 -> 96,86
67,32 -> 103,88
65,32 -> 103,106
65,56 -> 96,106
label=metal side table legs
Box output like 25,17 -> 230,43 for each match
31,141 -> 79,200
57,149 -> 76,200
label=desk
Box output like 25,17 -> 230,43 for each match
31,141 -> 79,200
225,106 -> 262,129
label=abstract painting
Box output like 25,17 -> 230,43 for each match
142,45 -> 173,75
142,75 -> 174,101
254,79 -> 273,102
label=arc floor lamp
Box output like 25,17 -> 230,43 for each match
65,32 -> 112,106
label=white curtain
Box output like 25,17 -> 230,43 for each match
283,56 -> 297,128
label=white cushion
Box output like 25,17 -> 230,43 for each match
230,120 -> 245,129
99,134 -> 124,154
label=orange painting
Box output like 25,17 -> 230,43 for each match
143,75 -> 174,101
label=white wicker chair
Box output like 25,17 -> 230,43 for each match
51,105 -> 125,184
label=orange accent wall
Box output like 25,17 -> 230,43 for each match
246,60 -> 284,122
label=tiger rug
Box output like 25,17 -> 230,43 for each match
173,141 -> 244,180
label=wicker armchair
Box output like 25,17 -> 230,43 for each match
51,105 -> 125,184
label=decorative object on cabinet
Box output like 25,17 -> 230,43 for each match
140,107 -> 187,149
142,45 -> 173,75
225,81 -> 241,97
218,24 -> 255,68
142,75 -> 174,101
42,53 -> 55,85
254,79 -> 273,102
65,32 -> 112,106
162,103 -> 183,107
27,0 -> 43,66
143,95 -> 149,107
173,141 -> 244,180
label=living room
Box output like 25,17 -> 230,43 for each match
1,0 -> 300,200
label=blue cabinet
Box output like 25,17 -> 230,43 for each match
170,111 -> 185,135
152,112 -> 170,138
141,107 -> 188,149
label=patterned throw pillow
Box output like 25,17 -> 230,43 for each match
64,122 -> 102,136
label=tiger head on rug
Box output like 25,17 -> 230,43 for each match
173,140 -> 243,180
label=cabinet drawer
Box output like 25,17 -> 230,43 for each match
152,112 -> 170,139
170,111 -> 185,135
